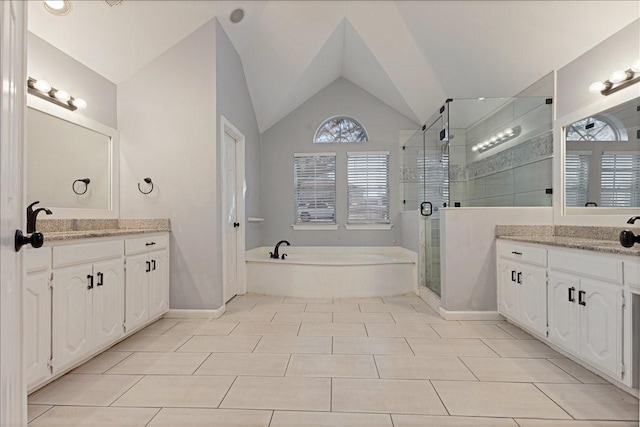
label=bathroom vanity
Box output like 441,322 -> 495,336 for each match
25,221 -> 170,393
496,225 -> 640,392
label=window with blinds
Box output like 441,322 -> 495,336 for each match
565,153 -> 590,207
347,152 -> 390,224
294,153 -> 336,224
600,153 -> 640,207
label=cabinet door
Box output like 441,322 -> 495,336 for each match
519,264 -> 547,337
579,278 -> 622,378
25,272 -> 51,390
498,260 -> 519,320
125,253 -> 149,331
548,271 -> 579,355
93,259 -> 125,350
148,250 -> 169,319
53,264 -> 93,373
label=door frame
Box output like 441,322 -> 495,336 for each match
220,115 -> 246,302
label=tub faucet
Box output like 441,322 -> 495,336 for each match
269,240 -> 290,259
27,201 -> 52,233
627,216 -> 640,224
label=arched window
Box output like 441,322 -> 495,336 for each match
566,115 -> 627,141
314,116 -> 368,143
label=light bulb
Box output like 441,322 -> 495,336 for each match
588,81 -> 605,93
43,0 -> 71,16
53,90 -> 70,102
490,137 -> 497,143
44,0 -> 65,9
33,79 -> 51,93
471,146 -> 479,152
504,128 -> 514,135
609,70 -> 627,84
497,132 -> 504,139
631,59 -> 640,73
71,98 -> 87,109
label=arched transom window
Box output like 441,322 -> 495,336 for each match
566,115 -> 628,142
314,116 -> 368,143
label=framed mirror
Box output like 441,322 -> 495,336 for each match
27,96 -> 119,218
563,96 -> 640,215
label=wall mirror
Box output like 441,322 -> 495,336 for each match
27,97 -> 119,218
564,96 -> 640,214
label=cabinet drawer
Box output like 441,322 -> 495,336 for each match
125,234 -> 168,255
497,240 -> 547,267
624,261 -> 640,289
25,247 -> 51,273
549,249 -> 622,284
53,240 -> 123,268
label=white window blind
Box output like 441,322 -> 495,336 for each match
347,152 -> 390,224
565,153 -> 590,207
600,152 -> 640,207
294,153 -> 336,224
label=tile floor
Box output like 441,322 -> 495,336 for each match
28,294 -> 639,426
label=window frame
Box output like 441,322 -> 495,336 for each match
313,116 -> 369,144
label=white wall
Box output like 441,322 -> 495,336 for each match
398,210 -> 419,254
118,20 -> 220,310
27,33 -> 117,128
440,207 -> 553,312
215,21 -> 261,251
260,77 -> 419,247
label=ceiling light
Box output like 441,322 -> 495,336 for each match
32,79 -> 51,93
589,61 -> 640,96
27,77 -> 86,112
44,0 -> 72,16
230,8 -> 244,24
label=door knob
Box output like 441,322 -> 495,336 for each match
14,230 -> 44,252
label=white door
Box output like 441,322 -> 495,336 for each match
0,0 -> 26,423
548,271 -> 579,355
519,264 -> 547,336
25,272 -> 51,390
125,253 -> 149,331
148,250 -> 169,318
93,259 -> 124,350
223,131 -> 238,303
497,261 -> 518,320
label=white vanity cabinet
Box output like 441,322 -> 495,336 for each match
496,241 -> 547,337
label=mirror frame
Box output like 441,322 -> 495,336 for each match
27,96 -> 119,218
553,85 -> 639,226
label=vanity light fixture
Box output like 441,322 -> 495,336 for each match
589,60 -> 640,96
43,0 -> 72,16
27,77 -> 87,112
471,126 -> 521,153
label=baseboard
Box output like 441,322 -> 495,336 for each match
438,308 -> 503,321
418,287 -> 441,312
165,306 -> 225,319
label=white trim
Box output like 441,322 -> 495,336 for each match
294,152 -> 336,157
344,224 -> 393,230
419,286 -> 441,312
292,224 -> 339,231
438,308 -> 503,321
165,307 -> 225,319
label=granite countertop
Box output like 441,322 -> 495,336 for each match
496,225 -> 640,257
39,218 -> 170,242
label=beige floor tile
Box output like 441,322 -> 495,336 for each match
220,376 -> 331,411
407,338 -> 499,357
224,302 -> 256,313
178,335 -> 260,353
333,312 -> 394,323
334,297 -> 384,304
411,303 -> 440,314
217,311 -> 276,323
286,354 -> 378,378
71,351 -> 132,374
365,323 -> 438,338
161,320 -> 212,335
113,375 -> 235,408
299,323 -> 367,337
191,322 -> 238,335
547,358 -> 607,384
231,322 -> 300,336
27,405 -> 51,423
515,420 -> 639,427
110,333 -> 190,352
482,338 -> 562,358
283,297 -> 333,304
382,295 -> 425,305
461,357 -> 580,383
496,322 -> 535,339
29,374 -> 142,406
134,318 -> 179,335
375,355 -> 476,380
271,411 -> 392,426
254,336 -> 332,354
392,414 -> 519,426
432,324 -> 514,339
391,312 -> 450,324
273,312 -> 332,323
332,378 -> 447,415
306,303 -> 360,313
432,380 -> 571,419
535,383 -> 639,421
359,303 -> 416,313
333,337 -> 413,355
250,303 -> 306,312
105,352 -> 208,375
233,295 -> 285,305
194,353 -> 290,376
148,408 -> 272,426
28,406 -> 159,426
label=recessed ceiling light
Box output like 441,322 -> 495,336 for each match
44,0 -> 72,16
230,8 -> 245,24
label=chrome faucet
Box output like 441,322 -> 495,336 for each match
27,201 -> 52,233
269,240 -> 290,259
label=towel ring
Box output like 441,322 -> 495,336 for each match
72,178 -> 90,195
138,177 -> 154,195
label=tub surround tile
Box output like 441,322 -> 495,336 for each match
147,408 -> 272,427
28,406 -> 159,426
254,336 -> 332,354
286,354 -> 378,378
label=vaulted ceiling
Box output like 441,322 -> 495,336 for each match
28,1 -> 640,132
